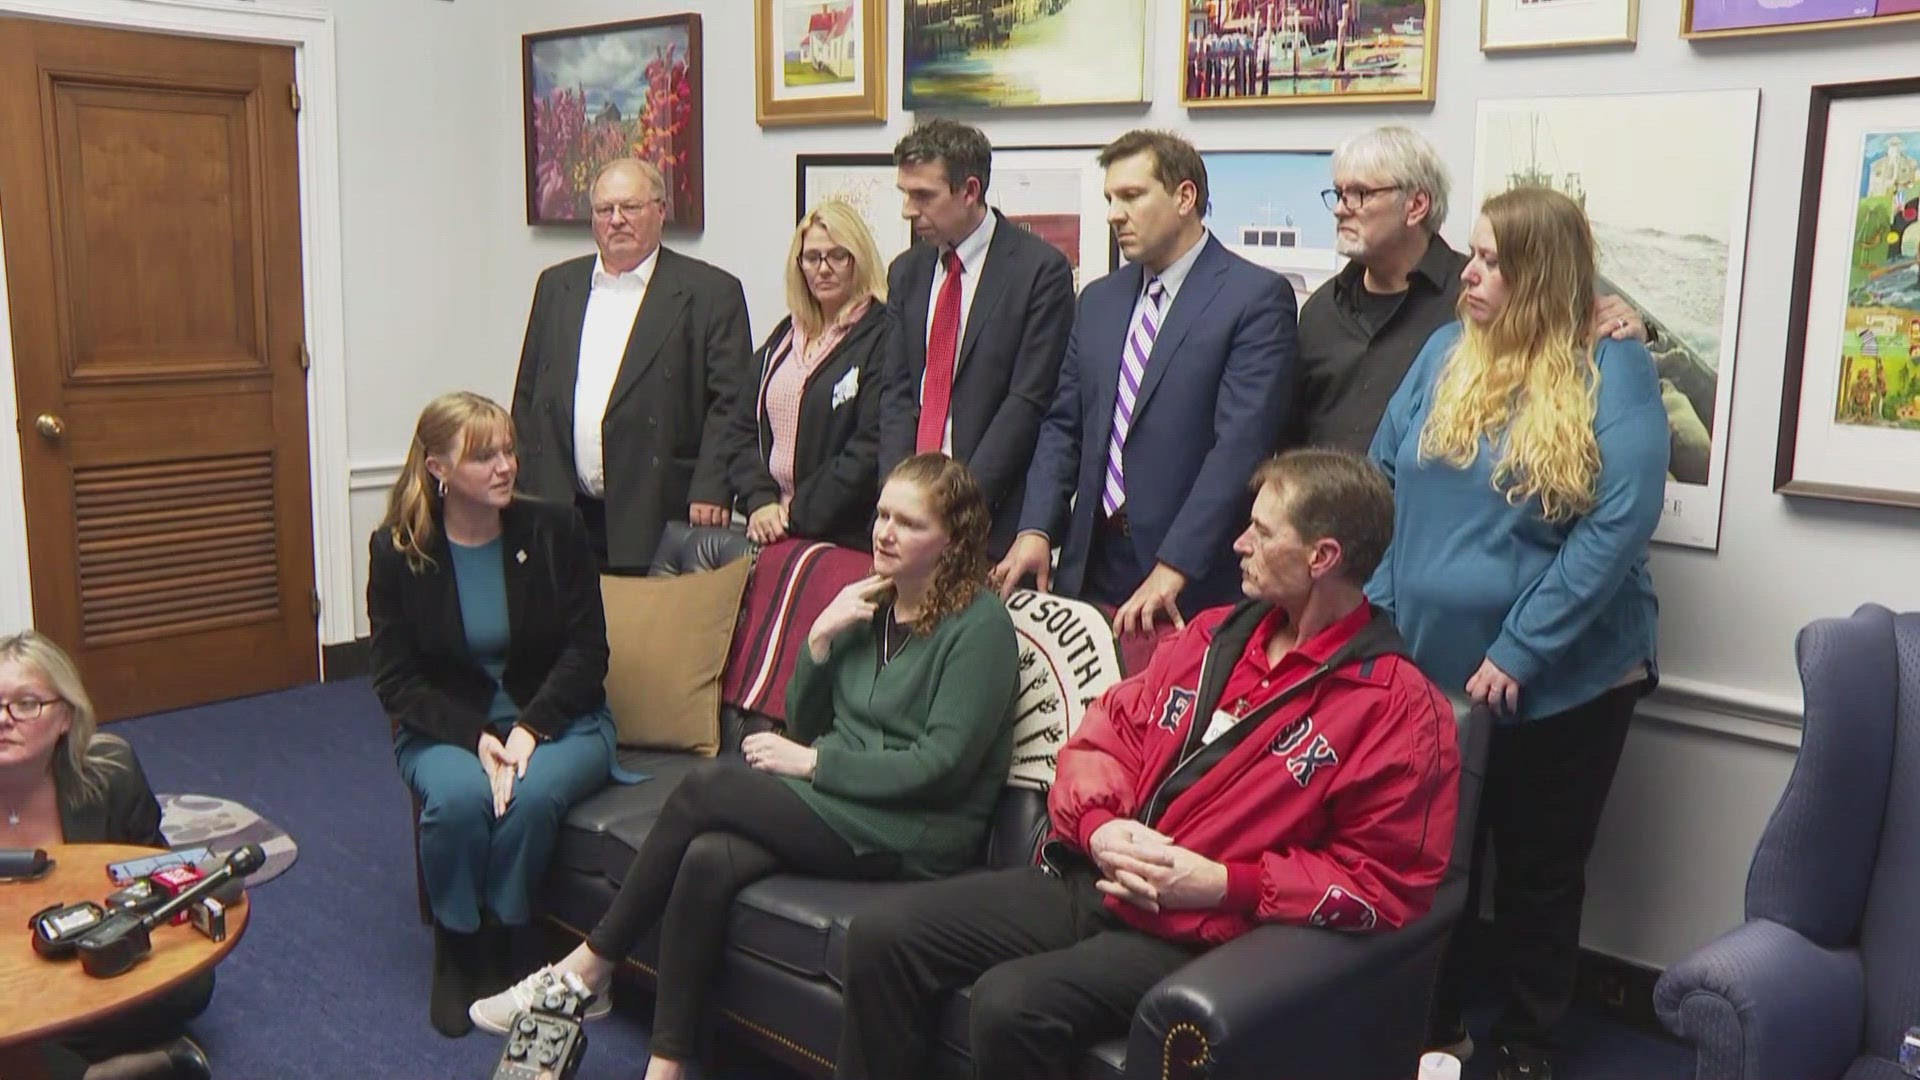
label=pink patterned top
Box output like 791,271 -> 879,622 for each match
765,297 -> 874,505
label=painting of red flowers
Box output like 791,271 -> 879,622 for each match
522,15 -> 705,228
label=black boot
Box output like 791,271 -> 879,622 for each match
474,921 -> 516,998
161,1035 -> 212,1079
431,922 -> 482,1037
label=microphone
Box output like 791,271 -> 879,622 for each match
76,844 -> 263,978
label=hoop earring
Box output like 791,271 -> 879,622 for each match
436,479 -> 447,497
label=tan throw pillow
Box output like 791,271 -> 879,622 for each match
601,554 -> 752,755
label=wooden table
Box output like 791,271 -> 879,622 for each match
0,844 -> 249,1079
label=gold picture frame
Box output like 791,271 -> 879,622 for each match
754,0 -> 886,127
1481,0 -> 1638,51
1680,0 -> 1920,39
1182,0 -> 1439,109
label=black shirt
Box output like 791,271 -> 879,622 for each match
1292,234 -> 1467,453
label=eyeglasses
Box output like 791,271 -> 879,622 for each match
1320,184 -> 1402,212
797,249 -> 855,272
0,698 -> 60,722
591,198 -> 663,220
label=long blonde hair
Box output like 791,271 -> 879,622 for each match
381,392 -> 516,572
786,200 -> 888,337
0,631 -> 125,803
1420,187 -> 1601,523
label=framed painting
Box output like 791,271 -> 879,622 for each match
1203,150 -> 1341,307
795,146 -> 1116,290
903,0 -> 1150,110
1482,0 -> 1637,50
1183,0 -> 1438,108
1474,90 -> 1760,550
755,0 -> 886,126
1682,0 -> 1920,38
522,15 -> 705,228
1775,77 -> 1920,510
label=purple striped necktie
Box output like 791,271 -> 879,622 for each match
1103,277 -> 1166,518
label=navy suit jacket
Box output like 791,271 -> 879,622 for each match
878,210 -> 1075,554
1017,234 -> 1298,612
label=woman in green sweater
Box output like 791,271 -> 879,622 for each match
471,453 -> 1019,1079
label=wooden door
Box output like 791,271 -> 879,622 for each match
0,17 -> 317,720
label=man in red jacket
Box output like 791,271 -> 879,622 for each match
834,448 -> 1460,1079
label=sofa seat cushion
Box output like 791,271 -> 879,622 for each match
728,875 -> 925,986
555,749 -> 718,884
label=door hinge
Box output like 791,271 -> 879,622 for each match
290,81 -> 302,114
309,587 -> 321,620
297,342 -> 311,372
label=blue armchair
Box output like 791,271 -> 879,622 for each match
1653,604 -> 1919,1080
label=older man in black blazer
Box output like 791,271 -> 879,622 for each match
511,158 -> 752,572
876,120 -> 1075,556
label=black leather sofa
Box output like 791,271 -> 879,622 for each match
535,527 -> 1491,1080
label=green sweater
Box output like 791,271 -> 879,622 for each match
783,589 -> 1019,879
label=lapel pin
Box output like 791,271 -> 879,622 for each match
516,549 -> 528,564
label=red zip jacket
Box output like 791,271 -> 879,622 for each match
1046,600 -> 1459,946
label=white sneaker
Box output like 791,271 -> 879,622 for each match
468,965 -> 613,1036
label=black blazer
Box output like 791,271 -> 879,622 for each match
511,247 -> 753,570
366,498 -> 609,750
55,737 -> 165,847
878,210 -> 1075,553
723,302 -> 891,550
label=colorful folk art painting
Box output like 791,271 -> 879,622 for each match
1832,130 -> 1920,431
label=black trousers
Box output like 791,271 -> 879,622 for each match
835,865 -> 1198,1080
1430,683 -> 1640,1049
41,972 -> 213,1079
585,762 -> 896,1061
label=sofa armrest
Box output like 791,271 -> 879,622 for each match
1652,918 -> 1862,1080
1125,920 -> 1444,1080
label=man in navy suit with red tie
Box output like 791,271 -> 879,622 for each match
877,120 -> 1077,556
996,130 -> 1299,637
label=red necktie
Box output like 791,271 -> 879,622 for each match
916,248 -> 964,453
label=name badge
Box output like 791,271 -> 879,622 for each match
831,367 -> 860,409
1200,709 -> 1238,746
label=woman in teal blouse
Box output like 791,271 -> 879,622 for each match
368,392 -> 626,1038
471,453 -> 1019,1080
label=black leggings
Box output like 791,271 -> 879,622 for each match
586,761 -> 898,1060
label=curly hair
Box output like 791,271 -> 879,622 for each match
882,453 -> 992,637
1420,186 -> 1601,523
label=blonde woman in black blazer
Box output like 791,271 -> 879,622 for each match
367,391 -> 625,1038
722,199 -> 893,551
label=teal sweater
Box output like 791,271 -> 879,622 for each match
1367,322 -> 1668,721
783,589 -> 1018,878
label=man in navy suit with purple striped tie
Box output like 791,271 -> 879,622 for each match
993,130 -> 1298,638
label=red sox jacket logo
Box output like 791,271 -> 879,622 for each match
1308,884 -> 1378,929
1158,686 -> 1197,732
1286,734 -> 1339,788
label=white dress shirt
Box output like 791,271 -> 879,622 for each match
920,211 -> 996,454
573,248 -> 658,497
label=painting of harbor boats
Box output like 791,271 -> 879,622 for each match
1183,0 -> 1437,106
1474,90 -> 1760,550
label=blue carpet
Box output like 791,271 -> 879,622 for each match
112,678 -> 1689,1080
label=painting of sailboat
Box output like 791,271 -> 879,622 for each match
1474,91 -> 1759,550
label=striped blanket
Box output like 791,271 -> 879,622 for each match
720,539 -> 872,722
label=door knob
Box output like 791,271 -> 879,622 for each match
34,413 -> 65,439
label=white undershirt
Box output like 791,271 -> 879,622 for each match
919,211 -> 996,455
573,248 -> 657,497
